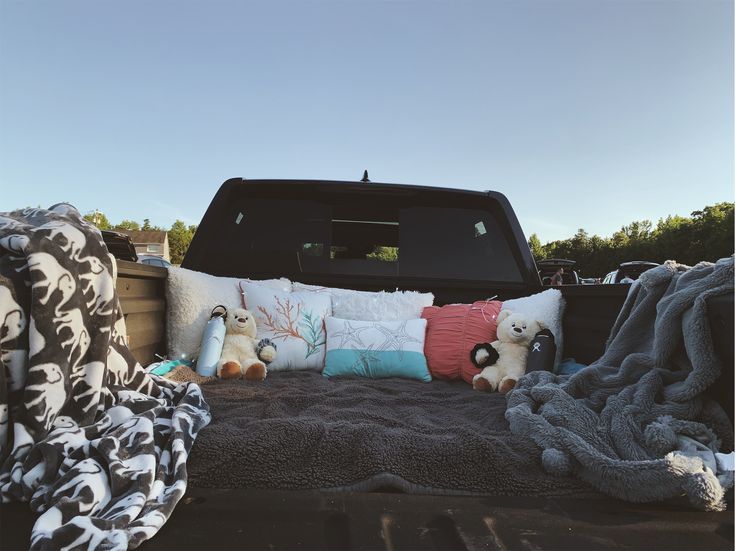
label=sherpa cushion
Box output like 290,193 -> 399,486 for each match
502,288 -> 565,369
323,317 -> 431,382
293,282 -> 434,321
242,281 -> 332,371
166,267 -> 291,360
421,300 -> 503,384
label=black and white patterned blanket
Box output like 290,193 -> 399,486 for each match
0,205 -> 211,549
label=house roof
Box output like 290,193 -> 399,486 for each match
118,230 -> 167,244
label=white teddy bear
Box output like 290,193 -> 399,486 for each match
216,307 -> 276,381
471,310 -> 544,394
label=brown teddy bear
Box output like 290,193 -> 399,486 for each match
216,307 -> 276,380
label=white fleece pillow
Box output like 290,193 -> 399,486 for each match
293,282 -> 434,322
166,267 -> 291,360
242,281 -> 332,371
501,288 -> 565,369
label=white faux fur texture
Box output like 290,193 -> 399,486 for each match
501,288 -> 566,369
166,267 -> 291,360
293,282 -> 434,321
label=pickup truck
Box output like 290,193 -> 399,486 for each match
537,258 -> 580,286
602,261 -> 661,285
3,178 -> 732,550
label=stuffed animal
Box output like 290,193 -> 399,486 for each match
470,310 -> 544,394
217,307 -> 277,380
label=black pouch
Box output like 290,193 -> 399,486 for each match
526,329 -> 556,373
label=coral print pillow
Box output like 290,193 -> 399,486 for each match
241,281 -> 332,371
323,317 -> 431,382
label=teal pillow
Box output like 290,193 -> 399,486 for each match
322,317 -> 431,382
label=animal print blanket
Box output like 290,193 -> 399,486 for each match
0,205 -> 211,549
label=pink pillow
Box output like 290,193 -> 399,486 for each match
421,300 -> 503,384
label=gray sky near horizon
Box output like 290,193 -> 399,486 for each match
1,0 -> 732,243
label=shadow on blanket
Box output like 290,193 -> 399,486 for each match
188,372 -> 597,498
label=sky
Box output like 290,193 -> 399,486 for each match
0,0 -> 732,243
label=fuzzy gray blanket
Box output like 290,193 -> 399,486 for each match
188,372 -> 599,498
506,259 -> 734,511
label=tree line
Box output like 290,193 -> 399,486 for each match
528,202 -> 734,278
83,211 -> 196,265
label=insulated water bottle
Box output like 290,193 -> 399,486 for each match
525,328 -> 556,373
195,305 -> 228,376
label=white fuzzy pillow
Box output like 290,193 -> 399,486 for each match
293,282 -> 434,321
501,288 -> 565,369
166,267 -> 291,360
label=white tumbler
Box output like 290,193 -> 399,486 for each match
195,305 -> 227,376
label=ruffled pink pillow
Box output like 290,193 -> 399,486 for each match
421,300 -> 503,384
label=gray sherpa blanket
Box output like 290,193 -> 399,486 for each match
0,205 -> 211,549
188,372 -> 598,498
506,258 -> 734,511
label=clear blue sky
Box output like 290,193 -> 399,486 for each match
1,0 -> 732,242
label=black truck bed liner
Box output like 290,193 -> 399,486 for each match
4,490 -> 732,550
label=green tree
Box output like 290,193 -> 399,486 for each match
140,218 -> 164,231
168,220 -> 197,264
533,202 -> 733,278
366,246 -> 398,262
114,219 -> 141,231
689,203 -> 734,265
528,233 -> 545,260
619,220 -> 653,241
84,210 -> 111,230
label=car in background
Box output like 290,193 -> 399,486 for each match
138,255 -> 173,268
537,258 -> 580,285
603,261 -> 659,284
101,230 -> 138,262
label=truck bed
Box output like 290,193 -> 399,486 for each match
3,257 -> 733,550
110,261 -> 735,549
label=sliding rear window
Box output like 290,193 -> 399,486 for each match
206,189 -> 523,284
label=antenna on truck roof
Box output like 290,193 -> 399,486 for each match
360,170 -> 370,183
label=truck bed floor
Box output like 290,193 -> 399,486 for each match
2,489 -> 732,550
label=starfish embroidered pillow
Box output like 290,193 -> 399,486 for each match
241,281 -> 332,371
322,317 -> 431,382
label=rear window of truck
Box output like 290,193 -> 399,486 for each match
215,193 -> 523,284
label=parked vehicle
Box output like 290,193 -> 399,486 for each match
5,179 -> 731,550
537,258 -> 580,285
101,230 -> 138,262
138,254 -> 173,268
603,261 -> 660,284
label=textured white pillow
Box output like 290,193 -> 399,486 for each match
242,282 -> 332,371
501,288 -> 565,368
293,282 -> 434,322
166,267 -> 291,360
